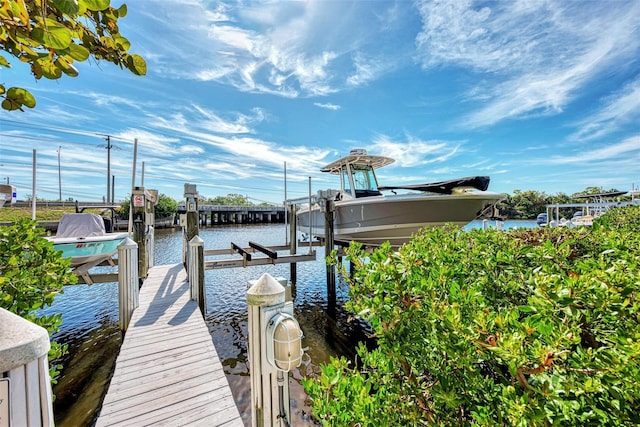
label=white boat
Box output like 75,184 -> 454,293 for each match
296,149 -> 504,246
546,190 -> 628,228
46,213 -> 128,267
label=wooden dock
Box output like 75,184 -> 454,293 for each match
96,263 -> 243,427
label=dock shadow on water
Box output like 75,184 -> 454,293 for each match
47,224 -> 372,426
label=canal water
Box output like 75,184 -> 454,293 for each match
47,220 -> 536,426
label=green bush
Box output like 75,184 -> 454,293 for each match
117,193 -> 178,219
0,220 -> 77,382
304,206 -> 640,426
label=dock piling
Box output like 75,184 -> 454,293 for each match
323,198 -> 336,301
117,237 -> 139,332
131,187 -> 157,280
188,235 -> 206,314
182,183 -> 200,268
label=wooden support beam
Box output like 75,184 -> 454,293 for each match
231,242 -> 252,261
248,241 -> 278,259
205,253 -> 315,270
75,273 -> 119,285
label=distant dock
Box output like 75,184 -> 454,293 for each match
95,263 -> 243,426
177,204 -> 285,225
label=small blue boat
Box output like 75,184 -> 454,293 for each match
47,213 -> 128,267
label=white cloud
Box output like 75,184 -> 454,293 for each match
415,0 -> 640,128
547,136 -> 640,164
127,0 -> 410,98
370,134 -> 462,167
571,78 -> 640,141
314,102 -> 341,111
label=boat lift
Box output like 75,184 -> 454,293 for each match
203,241 -> 315,270
181,184 -> 317,286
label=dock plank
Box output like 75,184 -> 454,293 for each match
96,263 -> 243,427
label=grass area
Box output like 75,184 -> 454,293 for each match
0,206 -> 81,222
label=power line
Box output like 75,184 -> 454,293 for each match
0,118 -> 132,143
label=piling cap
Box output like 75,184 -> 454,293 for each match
0,308 -> 50,372
118,236 -> 138,250
247,273 -> 285,306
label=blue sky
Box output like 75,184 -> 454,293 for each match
1,0 -> 639,205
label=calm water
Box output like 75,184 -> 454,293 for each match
48,220 -> 536,426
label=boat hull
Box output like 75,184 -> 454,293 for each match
47,232 -> 129,267
297,192 -> 503,246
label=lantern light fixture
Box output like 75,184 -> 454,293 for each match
266,312 -> 303,372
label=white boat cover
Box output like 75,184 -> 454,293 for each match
56,213 -> 106,238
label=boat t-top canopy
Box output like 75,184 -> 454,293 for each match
320,149 -> 394,174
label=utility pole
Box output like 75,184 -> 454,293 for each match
106,136 -> 112,204
57,145 -> 62,201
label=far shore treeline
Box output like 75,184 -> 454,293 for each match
0,187 -> 633,223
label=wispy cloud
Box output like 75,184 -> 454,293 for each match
108,102 -> 332,178
370,134 -> 461,167
570,77 -> 640,141
314,102 -> 340,111
547,136 -> 640,164
414,0 -> 640,128
127,0 -> 412,98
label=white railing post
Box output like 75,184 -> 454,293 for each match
247,274 -> 303,427
118,237 -> 139,332
188,235 -> 205,314
0,308 -> 54,427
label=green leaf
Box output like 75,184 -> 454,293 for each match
80,0 -> 110,11
4,87 -> 36,109
115,36 -> 131,51
35,57 -> 63,79
55,56 -> 79,77
1,99 -> 18,111
31,20 -> 73,49
117,3 -> 128,17
126,54 -> 147,76
52,0 -> 80,15
0,55 -> 10,68
67,43 -> 91,61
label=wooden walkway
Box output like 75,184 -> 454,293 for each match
96,263 -> 243,427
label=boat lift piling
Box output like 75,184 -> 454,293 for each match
285,186 -> 341,307
288,203 -> 298,287
182,183 -> 200,268
318,192 -> 337,302
131,186 -> 157,281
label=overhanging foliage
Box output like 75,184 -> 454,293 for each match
0,0 -> 146,111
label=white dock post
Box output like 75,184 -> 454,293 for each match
247,274 -> 303,427
0,308 -> 54,427
118,237 -> 139,332
188,235 -> 206,314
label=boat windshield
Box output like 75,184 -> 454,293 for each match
350,164 -> 381,198
341,167 -> 352,196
